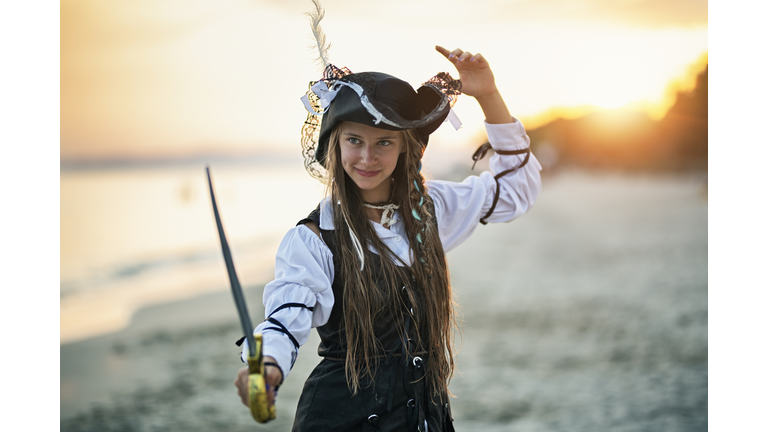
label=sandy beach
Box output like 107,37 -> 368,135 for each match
61,169 -> 707,431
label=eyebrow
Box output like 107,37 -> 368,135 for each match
342,132 -> 400,140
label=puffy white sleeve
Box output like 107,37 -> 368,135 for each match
428,119 -> 542,252
240,224 -> 335,381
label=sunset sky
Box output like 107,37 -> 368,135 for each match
61,0 -> 708,161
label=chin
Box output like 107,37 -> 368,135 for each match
354,179 -> 384,191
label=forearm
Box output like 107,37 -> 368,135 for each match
475,89 -> 515,124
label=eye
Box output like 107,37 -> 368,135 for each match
347,137 -> 361,144
377,140 -> 392,146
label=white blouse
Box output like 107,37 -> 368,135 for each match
241,119 -> 542,378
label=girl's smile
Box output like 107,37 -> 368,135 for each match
354,168 -> 381,177
339,122 -> 405,202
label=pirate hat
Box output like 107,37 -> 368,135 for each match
300,65 -> 461,179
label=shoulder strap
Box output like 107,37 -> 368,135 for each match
297,203 -> 323,240
297,203 -> 322,227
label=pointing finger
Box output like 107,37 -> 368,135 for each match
435,45 -> 451,58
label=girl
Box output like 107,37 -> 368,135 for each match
235,45 -> 542,431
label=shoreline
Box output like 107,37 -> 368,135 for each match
61,284 -> 269,417
60,243 -> 278,345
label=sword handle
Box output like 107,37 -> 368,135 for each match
247,333 -> 277,423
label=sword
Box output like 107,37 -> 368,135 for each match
206,166 -> 276,423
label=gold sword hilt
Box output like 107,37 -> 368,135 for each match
246,333 -> 277,423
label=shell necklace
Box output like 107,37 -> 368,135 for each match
363,202 -> 400,228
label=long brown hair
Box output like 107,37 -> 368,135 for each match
324,125 -> 458,400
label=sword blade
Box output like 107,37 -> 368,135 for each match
206,166 -> 256,358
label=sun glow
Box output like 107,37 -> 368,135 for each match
646,51 -> 709,120
592,96 -> 632,110
518,51 -> 708,130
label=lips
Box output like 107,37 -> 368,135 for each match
355,168 -> 381,178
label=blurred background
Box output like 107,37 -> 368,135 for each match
60,0 -> 707,431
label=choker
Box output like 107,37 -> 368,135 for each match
363,202 -> 400,227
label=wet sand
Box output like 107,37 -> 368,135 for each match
61,169 -> 708,431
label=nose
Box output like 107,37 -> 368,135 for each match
360,144 -> 375,164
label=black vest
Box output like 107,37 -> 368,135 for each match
298,205 -> 427,358
292,205 -> 454,432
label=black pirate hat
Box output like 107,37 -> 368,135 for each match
300,65 -> 462,179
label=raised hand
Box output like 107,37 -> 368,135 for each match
435,45 -> 498,99
435,45 -> 514,124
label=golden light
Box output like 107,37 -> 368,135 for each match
518,50 -> 709,130
61,1 -> 708,157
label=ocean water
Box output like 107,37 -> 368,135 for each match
60,160 -> 327,343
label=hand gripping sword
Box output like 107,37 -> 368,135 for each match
206,167 -> 276,423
